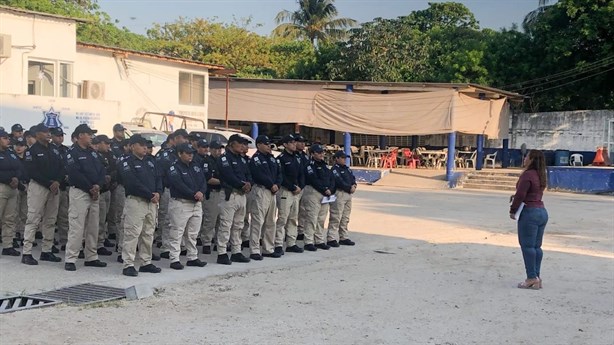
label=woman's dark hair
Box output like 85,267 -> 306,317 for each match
526,150 -> 548,190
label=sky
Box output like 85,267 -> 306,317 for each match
98,0 -> 542,36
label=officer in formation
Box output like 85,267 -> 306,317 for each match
11,137 -> 28,245
3,120 -> 359,275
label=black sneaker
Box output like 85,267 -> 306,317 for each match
156,241 -> 162,248
202,245 -> 211,255
304,244 -> 317,252
40,252 -> 62,262
285,245 -> 303,253
21,254 -> 38,265
170,261 -> 184,270
123,266 -> 138,277
139,264 -> 162,273
35,231 -> 42,239
51,245 -> 60,254
230,253 -> 251,263
217,254 -> 231,265
262,252 -> 282,258
297,233 -> 305,241
339,239 -> 356,246
103,239 -> 115,248
12,239 -> 20,249
160,251 -> 170,259
2,248 -> 20,256
315,243 -> 331,250
97,247 -> 113,256
151,253 -> 161,261
117,255 -> 123,263
61,244 -> 66,251
213,245 -> 217,252
108,233 -> 116,240
274,246 -> 285,255
327,240 -> 340,248
186,259 -> 207,267
78,250 -> 84,259
241,240 -> 250,249
196,238 -> 203,246
64,262 -> 76,271
84,259 -> 107,268
249,253 -> 263,261
180,249 -> 187,256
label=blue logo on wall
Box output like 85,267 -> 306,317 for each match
43,107 -> 63,128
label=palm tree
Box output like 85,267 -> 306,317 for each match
523,0 -> 555,28
272,0 -> 357,47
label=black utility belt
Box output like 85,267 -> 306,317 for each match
172,197 -> 198,203
127,195 -> 151,203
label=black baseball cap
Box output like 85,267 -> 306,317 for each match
294,134 -> 306,142
11,124 -> 23,132
23,130 -> 33,138
196,139 -> 209,148
209,140 -> 223,149
229,134 -> 249,145
333,150 -> 350,159
281,134 -> 296,144
73,124 -> 97,136
146,140 -> 153,148
32,123 -> 50,134
255,135 -> 272,145
50,127 -> 65,136
129,134 -> 147,146
173,128 -> 189,139
92,134 -> 111,144
176,142 -> 196,154
310,144 -> 324,153
189,132 -> 203,141
113,124 -> 125,132
0,128 -> 8,138
12,137 -> 26,146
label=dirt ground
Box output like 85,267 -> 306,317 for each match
0,180 -> 612,345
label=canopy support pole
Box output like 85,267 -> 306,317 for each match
446,132 -> 456,181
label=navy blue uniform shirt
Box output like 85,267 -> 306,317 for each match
121,154 -> 162,200
155,147 -> 178,189
97,151 -> 117,193
168,159 -> 206,201
51,142 -> 70,191
65,144 -> 106,193
110,138 -> 124,158
218,149 -> 252,190
24,142 -> 64,188
249,151 -> 282,189
306,159 -> 335,196
278,150 -> 303,192
332,163 -> 356,193
203,155 -> 221,191
0,148 -> 21,185
297,150 -> 310,189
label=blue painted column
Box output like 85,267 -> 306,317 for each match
379,136 -> 388,149
345,84 -> 353,166
476,135 -> 484,170
411,135 -> 418,149
502,139 -> 509,168
446,132 -> 456,181
251,123 -> 259,140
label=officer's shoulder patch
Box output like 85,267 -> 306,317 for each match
306,166 -> 314,174
66,153 -> 71,159
241,158 -> 246,164
10,153 -> 17,159
148,161 -> 155,168
203,163 -> 208,168
163,152 -> 168,157
169,166 -> 175,171
123,161 -> 129,166
254,156 -> 260,162
92,152 -> 98,158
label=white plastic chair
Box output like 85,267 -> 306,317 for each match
570,154 -> 584,166
465,151 -> 477,168
484,152 -> 497,169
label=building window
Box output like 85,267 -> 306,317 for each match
28,61 -> 54,96
179,72 -> 205,105
27,60 -> 73,97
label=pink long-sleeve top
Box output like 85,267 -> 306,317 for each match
510,169 -> 545,214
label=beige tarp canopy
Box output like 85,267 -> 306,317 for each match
209,80 -> 510,139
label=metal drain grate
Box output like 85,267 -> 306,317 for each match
0,296 -> 61,314
30,283 -> 126,306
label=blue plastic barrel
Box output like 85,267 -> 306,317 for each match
554,150 -> 570,166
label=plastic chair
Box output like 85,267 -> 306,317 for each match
570,153 -> 583,166
401,148 -> 419,169
454,151 -> 465,168
465,151 -> 477,168
366,151 -> 381,168
381,149 -> 398,169
351,146 -> 364,166
484,152 -> 497,169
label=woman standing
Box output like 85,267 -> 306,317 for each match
510,150 -> 549,289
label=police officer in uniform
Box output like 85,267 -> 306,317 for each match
0,128 -> 21,256
64,124 -> 107,271
216,134 -> 252,265
12,137 -> 28,245
10,124 -> 24,140
50,127 -> 70,251
22,124 -> 63,265
200,140 -> 223,254
240,139 -> 252,249
295,134 -> 310,241
274,134 -> 304,255
167,143 -> 207,269
303,144 -> 335,251
327,151 -> 357,247
110,123 -> 126,157
248,135 -> 282,260
108,123 -> 126,243
92,134 -> 117,255
120,134 -> 163,276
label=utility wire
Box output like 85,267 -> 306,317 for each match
525,66 -> 614,96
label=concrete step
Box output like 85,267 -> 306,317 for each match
462,183 -> 516,191
464,180 -> 516,187
467,172 -> 522,178
466,175 -> 519,182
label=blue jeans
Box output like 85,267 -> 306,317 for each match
517,207 -> 548,279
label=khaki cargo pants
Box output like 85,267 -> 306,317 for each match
327,190 -> 353,242
0,183 -> 18,249
65,188 -> 99,263
302,186 -> 329,246
249,185 -> 277,255
217,191 -> 246,255
121,195 -> 157,268
200,190 -> 221,245
275,187 -> 300,247
23,182 -> 59,255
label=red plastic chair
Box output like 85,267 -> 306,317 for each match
402,148 -> 419,169
381,149 -> 398,168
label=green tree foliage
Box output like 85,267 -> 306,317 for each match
272,0 -> 357,47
